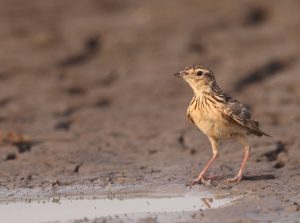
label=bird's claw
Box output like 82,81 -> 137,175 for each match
188,176 -> 210,186
226,174 -> 243,183
191,178 -> 205,185
188,174 -> 222,186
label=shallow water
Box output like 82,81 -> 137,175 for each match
0,192 -> 236,223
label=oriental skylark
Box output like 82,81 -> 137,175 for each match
175,65 -> 269,184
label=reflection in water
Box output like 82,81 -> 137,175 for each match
0,194 -> 235,223
201,198 -> 213,208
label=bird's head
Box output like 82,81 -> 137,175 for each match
174,65 -> 216,95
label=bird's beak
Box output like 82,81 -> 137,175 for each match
174,70 -> 186,78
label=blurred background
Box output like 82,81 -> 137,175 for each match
0,0 -> 299,191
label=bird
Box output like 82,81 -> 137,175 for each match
174,65 -> 269,184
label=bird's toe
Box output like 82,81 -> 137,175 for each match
226,175 -> 243,183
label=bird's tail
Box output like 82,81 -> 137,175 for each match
251,120 -> 271,137
252,129 -> 271,137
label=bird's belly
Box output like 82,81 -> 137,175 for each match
196,119 -> 228,138
192,113 -> 242,139
195,119 -> 214,135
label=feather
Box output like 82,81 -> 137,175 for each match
222,97 -> 270,137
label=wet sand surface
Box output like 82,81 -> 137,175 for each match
0,0 -> 300,222
0,189 -> 238,222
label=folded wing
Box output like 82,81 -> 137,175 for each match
222,98 -> 269,137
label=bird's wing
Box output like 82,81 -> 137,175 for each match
225,98 -> 252,120
221,98 -> 264,135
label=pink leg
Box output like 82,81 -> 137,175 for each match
227,135 -> 251,183
192,137 -> 219,184
192,154 -> 218,184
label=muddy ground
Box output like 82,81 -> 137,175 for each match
0,0 -> 300,222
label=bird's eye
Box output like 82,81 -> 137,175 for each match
196,71 -> 203,76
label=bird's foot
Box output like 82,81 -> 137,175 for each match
226,174 -> 243,183
189,175 -> 220,186
191,177 -> 207,185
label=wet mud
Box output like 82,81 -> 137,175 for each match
0,0 -> 300,222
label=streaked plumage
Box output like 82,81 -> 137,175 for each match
175,65 -> 269,183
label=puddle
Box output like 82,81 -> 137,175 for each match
0,192 -> 237,223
